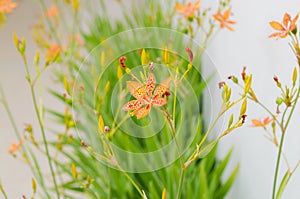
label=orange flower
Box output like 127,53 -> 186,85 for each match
269,13 -> 299,39
0,0 -> 18,13
122,73 -> 172,119
213,9 -> 236,31
46,42 -> 61,60
251,116 -> 272,127
8,140 -> 23,154
67,34 -> 84,45
46,5 -> 58,19
175,0 -> 200,18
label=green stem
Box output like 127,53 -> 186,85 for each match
22,54 -> 60,199
37,0 -> 62,46
272,132 -> 285,199
0,182 -> 8,199
30,83 -> 61,199
116,165 -> 144,197
176,169 -> 186,199
272,67 -> 300,199
0,86 -> 22,140
0,86 -> 51,198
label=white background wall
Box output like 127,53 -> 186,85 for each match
209,0 -> 300,199
0,0 -> 299,198
0,1 -> 49,198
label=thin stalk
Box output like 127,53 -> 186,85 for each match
0,86 -> 22,140
272,132 -> 286,199
37,0 -> 62,46
0,86 -> 51,199
163,110 -> 185,199
176,169 -> 186,199
22,54 -> 60,199
0,182 -> 8,199
116,165 -> 144,197
272,66 -> 300,199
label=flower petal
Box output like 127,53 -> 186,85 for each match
126,81 -> 146,100
283,13 -> 291,27
225,24 -> 235,32
122,100 -> 144,111
269,21 -> 285,31
135,104 -> 151,119
223,9 -> 231,20
146,73 -> 156,96
152,98 -> 167,106
268,32 -> 282,39
251,119 -> 262,127
290,14 -> 299,31
263,117 -> 271,125
154,77 -> 172,98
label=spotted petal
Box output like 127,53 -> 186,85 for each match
135,104 -> 151,119
122,100 -> 144,111
126,81 -> 146,100
146,73 -> 156,96
154,77 -> 172,98
152,98 -> 167,107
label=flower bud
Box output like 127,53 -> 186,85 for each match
292,67 -> 297,86
240,98 -> 247,116
104,126 -> 110,133
276,97 -> 283,105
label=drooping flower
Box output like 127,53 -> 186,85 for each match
0,0 -> 18,14
213,9 -> 236,31
175,0 -> 200,18
8,140 -> 23,154
269,13 -> 299,39
251,116 -> 272,127
46,5 -> 59,19
122,73 -> 172,119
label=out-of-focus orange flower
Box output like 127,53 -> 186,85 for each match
122,73 -> 172,119
175,0 -> 200,18
251,116 -> 272,127
213,9 -> 236,31
67,34 -> 84,45
8,140 -> 23,154
0,0 -> 18,13
46,5 -> 58,19
46,42 -> 61,60
269,13 -> 299,39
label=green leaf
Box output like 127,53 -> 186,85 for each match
215,163 -> 240,199
199,163 -> 209,199
276,171 -> 291,199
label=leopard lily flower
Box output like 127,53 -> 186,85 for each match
213,9 -> 236,31
175,0 -> 200,18
269,13 -> 299,39
251,116 -> 272,127
0,0 -> 18,14
122,73 -> 172,119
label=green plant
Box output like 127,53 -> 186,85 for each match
1,0 -> 240,198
